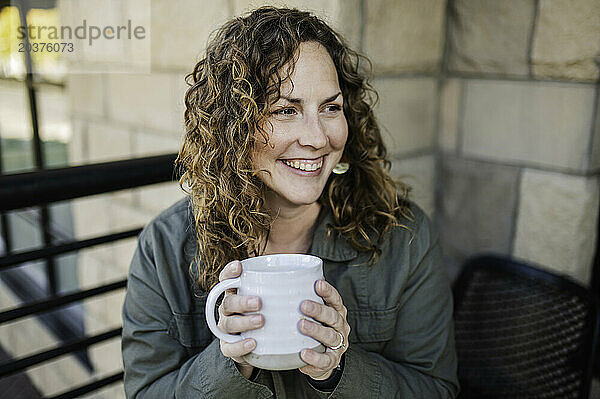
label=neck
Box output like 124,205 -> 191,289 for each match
261,193 -> 322,255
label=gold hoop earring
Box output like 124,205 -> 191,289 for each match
332,162 -> 349,174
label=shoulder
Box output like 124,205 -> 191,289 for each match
376,199 -> 439,274
146,196 -> 193,230
130,197 -> 199,302
387,199 -> 436,249
138,196 -> 194,248
133,196 -> 197,285
357,199 -> 442,310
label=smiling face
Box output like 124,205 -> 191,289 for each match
253,41 -> 348,209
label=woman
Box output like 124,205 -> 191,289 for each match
122,6 -> 458,398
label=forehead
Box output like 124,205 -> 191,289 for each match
276,41 -> 340,98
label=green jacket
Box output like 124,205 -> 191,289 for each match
122,198 -> 459,398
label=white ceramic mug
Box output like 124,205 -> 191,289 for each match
205,254 -> 325,370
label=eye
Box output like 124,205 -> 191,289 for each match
272,107 -> 297,116
323,104 -> 342,114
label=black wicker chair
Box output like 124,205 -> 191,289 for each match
453,255 -> 600,399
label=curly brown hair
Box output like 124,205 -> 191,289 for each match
177,6 -> 413,291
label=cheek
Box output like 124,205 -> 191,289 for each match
252,147 -> 275,169
259,125 -> 297,159
252,131 -> 278,166
329,118 -> 348,150
252,138 -> 287,171
252,122 -> 279,162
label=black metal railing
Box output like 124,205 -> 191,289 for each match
0,154 -> 177,212
0,153 -> 177,398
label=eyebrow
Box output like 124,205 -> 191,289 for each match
277,91 -> 342,105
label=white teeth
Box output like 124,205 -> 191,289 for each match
283,159 -> 322,172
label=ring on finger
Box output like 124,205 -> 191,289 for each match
329,331 -> 346,351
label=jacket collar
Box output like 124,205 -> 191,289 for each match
308,205 -> 358,262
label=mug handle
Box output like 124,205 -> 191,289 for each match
205,277 -> 244,343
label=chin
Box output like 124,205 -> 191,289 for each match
284,193 -> 322,206
275,188 -> 324,206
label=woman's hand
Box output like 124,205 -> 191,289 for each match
298,279 -> 350,380
217,260 -> 264,379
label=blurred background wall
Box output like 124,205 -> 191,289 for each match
0,0 -> 598,397
439,0 -> 600,286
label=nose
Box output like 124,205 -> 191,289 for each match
298,113 -> 328,149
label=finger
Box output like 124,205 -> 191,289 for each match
315,280 -> 346,315
300,348 -> 335,370
298,363 -> 333,380
298,319 -> 342,348
219,260 -> 242,282
219,314 -> 264,333
219,261 -> 242,295
301,300 -> 344,330
298,364 -> 322,376
220,338 -> 256,358
221,294 -> 261,315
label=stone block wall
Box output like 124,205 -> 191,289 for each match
439,0 -> 600,283
367,0 -> 445,217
